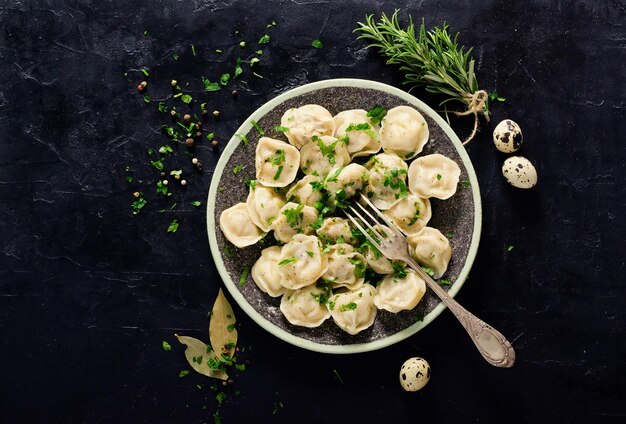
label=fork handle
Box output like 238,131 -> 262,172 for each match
407,259 -> 516,368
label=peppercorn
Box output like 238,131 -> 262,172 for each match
162,180 -> 168,186
196,131 -> 202,138
181,179 -> 187,186
183,114 -> 191,122
227,378 -> 234,385
211,139 -> 219,147
201,109 -> 208,115
212,110 -> 220,117
185,138 -> 195,147
133,191 -> 140,198
195,122 -> 202,130
195,161 -> 203,170
192,158 -> 199,165
170,79 -> 177,87
231,90 -> 238,97
160,172 -> 166,177
170,110 -> 177,117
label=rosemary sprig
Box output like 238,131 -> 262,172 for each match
355,10 -> 490,144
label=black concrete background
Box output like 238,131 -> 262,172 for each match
0,1 -> 624,423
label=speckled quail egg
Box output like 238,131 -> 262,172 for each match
502,156 -> 538,189
493,119 -> 523,153
399,357 -> 430,392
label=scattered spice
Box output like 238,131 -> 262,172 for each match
167,219 -> 179,233
162,341 -> 172,351
311,39 -> 323,48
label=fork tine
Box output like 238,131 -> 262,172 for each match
345,206 -> 384,247
359,194 -> 399,232
353,201 -> 395,239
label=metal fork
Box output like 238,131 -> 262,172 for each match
345,194 -> 516,368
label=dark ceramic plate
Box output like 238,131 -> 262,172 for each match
207,79 -> 481,354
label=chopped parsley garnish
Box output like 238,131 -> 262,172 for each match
245,179 -> 257,189
202,77 -> 221,92
253,71 -> 263,78
239,41 -> 246,47
216,391 -> 227,406
507,245 -> 515,252
305,250 -> 314,257
178,369 -> 190,378
462,180 -> 470,188
141,68 -> 149,77
408,203 -> 421,226
233,165 -> 244,175
392,262 -> 407,278
157,102 -> 167,112
180,94 -> 192,104
255,49 -> 263,55
267,20 -> 276,28
488,91 -> 506,102
446,231 -> 455,239
273,166 -> 284,180
220,73 -> 230,86
167,219 -> 179,233
206,132 -> 215,141
274,125 -> 289,133
234,57 -> 243,79
251,120 -> 264,135
131,197 -> 147,215
278,256 -> 297,266
224,243 -> 235,258
436,173 -> 442,180
235,133 -> 249,145
151,159 -> 164,171
283,204 -> 304,228
345,122 -> 377,139
366,106 -> 387,125
159,145 -> 173,154
126,175 -> 133,183
170,169 -> 182,178
162,340 -> 171,351
258,34 -> 270,44
191,201 -> 202,207
249,57 -> 260,66
414,311 -> 425,322
311,39 -> 323,48
156,181 -> 168,196
239,266 -> 250,286
349,257 -> 367,278
421,266 -> 435,277
143,95 -> 150,103
339,302 -> 358,312
439,279 -> 452,286
382,168 -> 408,199
191,44 -> 196,56
325,167 -> 343,183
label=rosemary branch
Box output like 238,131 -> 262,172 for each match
355,10 -> 490,144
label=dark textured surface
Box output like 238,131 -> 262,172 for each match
213,84 -> 476,347
0,0 -> 624,423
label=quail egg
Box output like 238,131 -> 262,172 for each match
493,119 -> 523,153
399,357 -> 430,392
502,156 -> 538,189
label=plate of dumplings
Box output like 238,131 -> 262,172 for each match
207,79 -> 482,353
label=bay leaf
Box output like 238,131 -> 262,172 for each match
209,288 -> 238,359
175,334 -> 228,380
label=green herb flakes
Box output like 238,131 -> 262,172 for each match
236,133 -> 249,146
339,302 -> 357,312
203,77 -> 221,92
421,266 -> 435,277
251,120 -> 264,135
278,256 -> 297,266
179,369 -> 190,378
141,68 -> 149,77
311,39 -> 323,49
159,145 -> 173,154
239,266 -> 250,286
167,219 -> 179,233
220,73 -> 230,86
143,95 -> 150,103
274,125 -> 289,133
239,41 -> 246,47
366,106 -> 387,125
439,279 -> 452,286
156,181 -> 168,196
258,34 -> 270,45
507,245 -> 515,252
180,94 -> 192,104
151,159 -> 164,171
162,340 -> 171,351
131,197 -> 147,215
234,57 -> 243,79
191,44 -> 196,56
191,200 -> 202,207
233,165 -> 244,175
462,180 -> 470,188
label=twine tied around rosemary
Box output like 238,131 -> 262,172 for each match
451,90 -> 490,145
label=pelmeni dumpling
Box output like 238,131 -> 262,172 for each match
219,203 -> 265,248
280,284 -> 331,327
407,227 -> 451,279
246,184 -> 286,232
374,268 -> 426,313
408,154 -> 461,200
325,164 -> 369,199
255,137 -> 300,187
251,246 -> 286,297
380,106 -> 429,160
334,109 -> 381,158
280,105 -> 335,149
322,245 -> 367,290
286,175 -> 323,207
270,202 -> 319,244
364,153 -> 409,210
316,217 -> 355,245
300,136 -> 350,177
383,194 -> 432,235
278,234 -> 328,290
328,285 -> 378,335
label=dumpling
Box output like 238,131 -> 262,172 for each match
286,175 -> 323,207
321,245 -> 367,290
316,217 -> 355,245
334,109 -> 381,158
374,268 -> 426,313
407,154 -> 461,200
251,246 -> 286,297
407,227 -> 451,279
328,285 -> 378,335
380,106 -> 429,160
278,234 -> 328,290
270,202 -> 319,244
325,163 -> 369,199
383,194 -> 432,235
246,183 -> 286,232
280,104 -> 335,149
219,202 -> 265,248
255,137 -> 300,187
300,135 -> 350,177
364,153 -> 409,210
280,284 -> 331,327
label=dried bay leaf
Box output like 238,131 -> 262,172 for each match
175,334 -> 228,380
209,288 -> 238,359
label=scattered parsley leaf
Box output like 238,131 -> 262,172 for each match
203,77 -> 221,92
258,34 -> 270,44
151,159 -> 164,171
239,41 -> 246,47
250,120 -> 264,135
179,369 -> 190,378
311,39 -> 323,48
156,181 -> 168,196
488,91 -> 506,102
340,302 -> 357,312
267,20 -> 276,28
235,133 -> 248,146
274,125 -> 289,133
366,106 -> 387,125
167,219 -> 179,233
159,145 -> 173,154
234,57 -> 243,79
191,44 -> 196,56
278,256 -> 297,266
421,266 -> 435,277
216,391 -> 227,406
172,52 -> 179,60
255,49 -> 263,55
392,262 -> 407,279
181,94 -> 192,104
162,341 -> 171,351
141,68 -> 149,77
507,245 -> 515,252
239,266 -> 250,286
131,197 -> 147,215
191,200 -> 202,207
220,73 -> 230,86
233,165 -> 244,175
462,180 -> 470,188
439,279 -> 452,286
143,95 -> 150,103
126,175 -> 133,183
